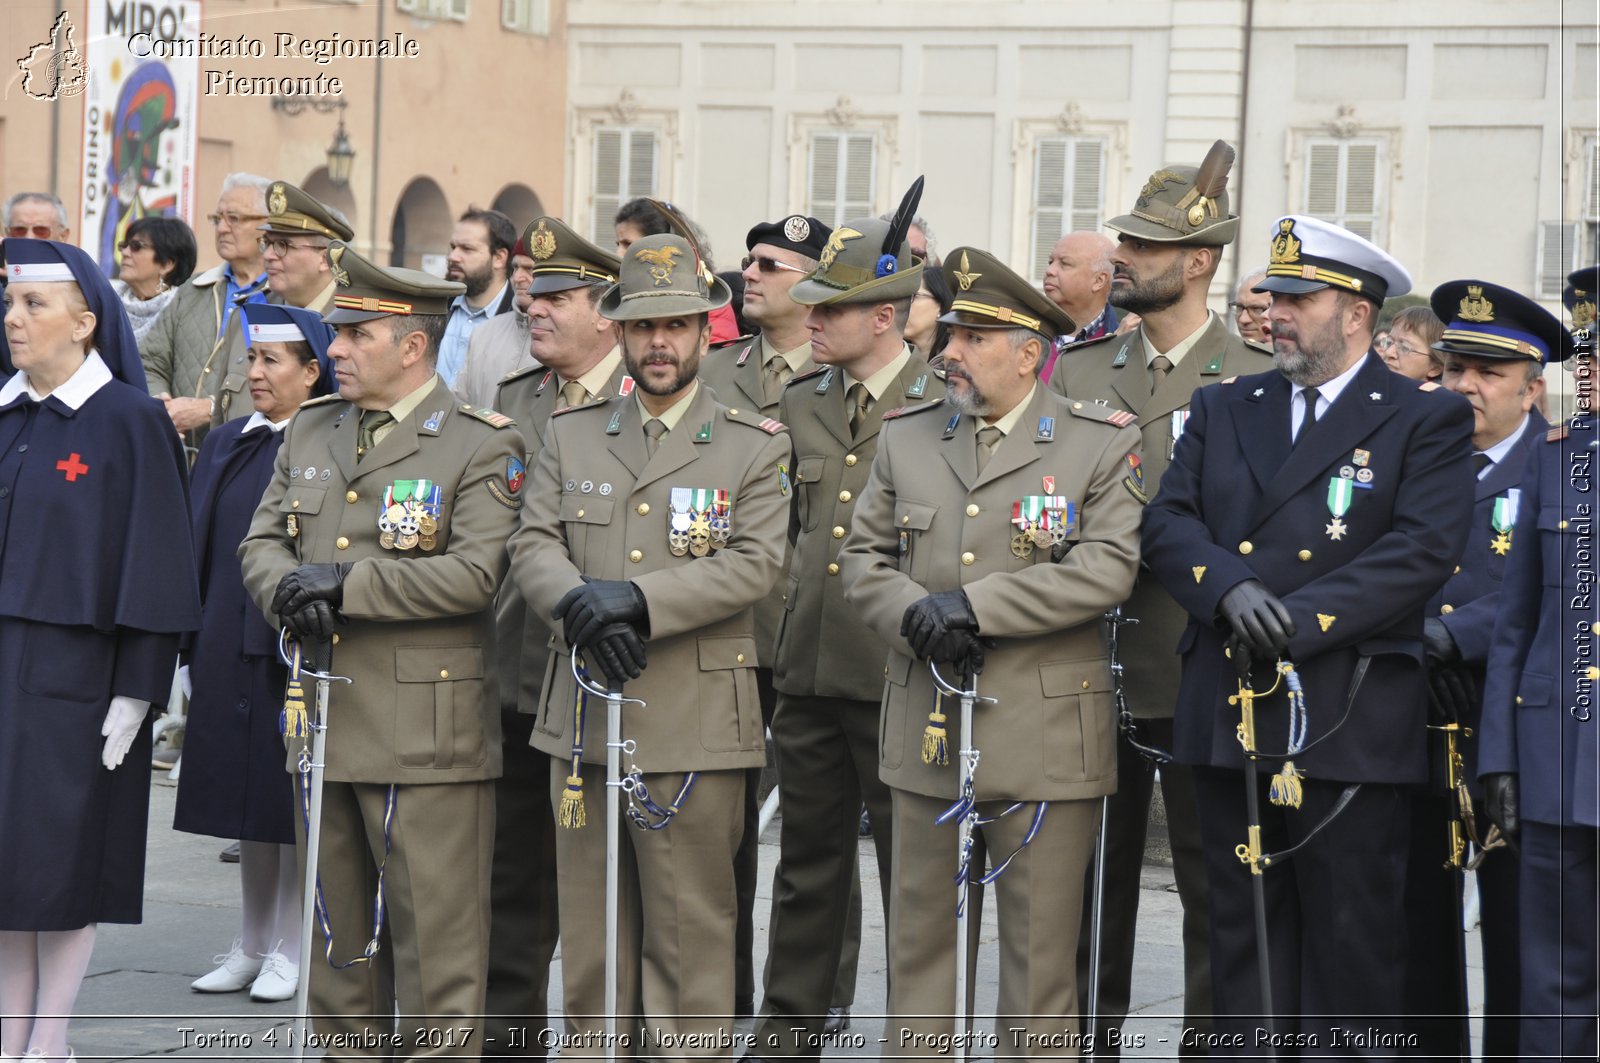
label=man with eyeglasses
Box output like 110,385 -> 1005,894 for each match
701,213 -> 831,1018
1229,267 -> 1272,346
453,232 -> 540,409
1,192 -> 71,245
141,174 -> 274,450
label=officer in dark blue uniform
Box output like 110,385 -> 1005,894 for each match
1479,274 -> 1599,1063
1142,215 -> 1475,1052
1403,280 -> 1562,1060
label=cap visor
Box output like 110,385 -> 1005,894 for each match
1253,276 -> 1329,296
529,274 -> 603,296
322,306 -> 389,325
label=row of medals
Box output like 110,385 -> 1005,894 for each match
669,508 -> 731,557
378,500 -> 439,551
1011,518 -> 1067,559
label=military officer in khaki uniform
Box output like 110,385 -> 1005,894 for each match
748,198 -> 943,1059
484,216 -> 623,1054
701,215 -> 832,1016
1047,140 -> 1270,1049
211,182 -> 353,429
508,233 -> 792,1059
239,245 -> 525,1056
839,248 -> 1143,1057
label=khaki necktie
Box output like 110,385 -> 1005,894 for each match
643,417 -> 667,458
560,380 -> 587,409
357,411 -> 394,462
1150,354 -> 1173,396
976,425 -> 1003,473
847,382 -> 873,436
765,357 -> 792,407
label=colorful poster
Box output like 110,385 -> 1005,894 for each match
80,0 -> 202,276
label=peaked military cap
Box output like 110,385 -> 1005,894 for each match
323,242 -> 465,324
790,178 -> 925,306
1107,140 -> 1239,247
523,216 -> 621,295
599,233 -> 732,321
746,214 -> 832,260
1565,266 -> 1599,333
937,246 -> 1075,341
1254,214 -> 1411,304
260,180 -> 354,242
1430,279 -> 1574,365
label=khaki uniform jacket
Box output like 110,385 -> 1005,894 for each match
838,387 -> 1143,802
773,356 -> 943,701
493,360 -> 633,716
702,336 -> 813,666
1049,317 -> 1273,718
239,376 -> 526,785
508,384 -> 792,773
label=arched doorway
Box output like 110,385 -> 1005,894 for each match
490,183 -> 544,234
301,166 -> 359,235
389,176 -> 451,272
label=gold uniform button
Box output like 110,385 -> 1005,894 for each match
1073,402 -> 1083,409
901,514 -> 910,525
629,549 -> 643,563
346,490 -> 359,504
1441,604 -> 1454,614
636,503 -> 650,516
1239,541 -> 1253,555
440,669 -> 450,679
966,504 -> 980,517
331,633 -> 340,645
291,499 -> 301,509
1453,566 -> 1461,575
1516,696 -> 1523,705
335,536 -> 350,550
833,526 -> 846,539
839,490 -> 852,503
845,454 -> 858,467
827,563 -> 840,575
1081,680 -> 1091,690
961,551 -> 975,566
729,409 -> 740,416
736,653 -> 746,664
576,509 -> 585,518
1297,550 -> 1312,562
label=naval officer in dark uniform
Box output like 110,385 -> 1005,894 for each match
1142,214 -> 1475,1052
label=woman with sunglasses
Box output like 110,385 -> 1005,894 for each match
113,216 -> 197,350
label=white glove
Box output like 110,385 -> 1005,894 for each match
178,665 -> 192,701
101,696 -> 150,770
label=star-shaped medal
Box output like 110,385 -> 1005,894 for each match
1370,391 -> 1382,400
1325,518 -> 1348,540
1490,532 -> 1512,556
1253,388 -> 1265,397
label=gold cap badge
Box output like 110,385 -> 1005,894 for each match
530,220 -> 557,261
1270,219 -> 1301,266
1459,284 -> 1495,323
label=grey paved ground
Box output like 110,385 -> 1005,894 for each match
60,775 -> 1484,1060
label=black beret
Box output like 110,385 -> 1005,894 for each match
745,215 -> 832,260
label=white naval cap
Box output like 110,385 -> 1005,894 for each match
1253,214 -> 1412,303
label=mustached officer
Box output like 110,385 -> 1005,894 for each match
508,232 -> 792,1057
239,243 -> 526,1055
839,246 -> 1143,1055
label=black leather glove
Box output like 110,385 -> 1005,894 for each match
281,599 -> 339,641
588,622 -> 648,687
1423,617 -> 1461,666
1483,772 -> 1520,846
1217,579 -> 1295,660
272,563 -> 353,617
1427,665 -> 1476,726
900,590 -> 978,661
554,579 -> 648,649
943,630 -> 992,679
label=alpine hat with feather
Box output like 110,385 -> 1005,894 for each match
1107,140 -> 1239,246
789,177 -> 927,306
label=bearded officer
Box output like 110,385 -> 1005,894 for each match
482,216 -> 623,1054
1479,279 -> 1598,1063
1049,139 -> 1271,1050
701,213 -> 831,1018
839,247 -> 1142,1057
508,233 -> 791,1058
239,243 -> 526,1056
1141,215 -> 1474,1052
746,193 -> 943,1060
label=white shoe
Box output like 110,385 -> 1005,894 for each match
249,950 -> 299,1002
191,938 -> 262,992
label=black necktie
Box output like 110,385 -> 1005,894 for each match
1296,388 -> 1319,445
1473,452 -> 1493,477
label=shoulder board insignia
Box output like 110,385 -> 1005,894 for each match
498,364 -> 543,386
787,365 -> 831,387
462,407 -> 516,429
1067,402 -> 1135,427
1418,380 -> 1441,392
298,393 -> 344,409
1548,423 -> 1571,442
618,376 -> 636,397
907,373 -> 928,399
552,403 -> 588,419
1111,343 -> 1131,368
1071,331 -> 1118,352
1221,376 -> 1239,385
757,417 -> 785,434
723,407 -> 786,434
1201,352 -> 1224,375
1245,340 -> 1274,355
711,334 -> 755,351
535,369 -> 554,394
882,398 -> 947,422
815,367 -> 835,394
